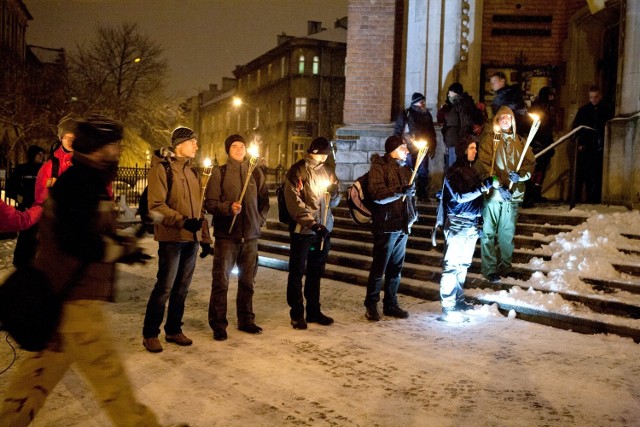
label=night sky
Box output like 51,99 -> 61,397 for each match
24,0 -> 348,98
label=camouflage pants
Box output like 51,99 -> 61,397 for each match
0,300 -> 160,427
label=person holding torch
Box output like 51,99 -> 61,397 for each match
142,126 -> 212,353
204,134 -> 269,341
476,106 -> 535,283
363,136 -> 418,321
284,137 -> 340,330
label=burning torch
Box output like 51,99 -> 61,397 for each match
319,178 -> 331,251
509,113 -> 541,190
229,143 -> 260,232
197,158 -> 213,219
403,139 -> 428,201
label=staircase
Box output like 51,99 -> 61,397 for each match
258,199 -> 640,342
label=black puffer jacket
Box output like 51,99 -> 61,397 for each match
492,84 -> 531,136
439,92 -> 478,149
394,106 -> 437,154
367,153 -> 418,234
443,157 -> 484,223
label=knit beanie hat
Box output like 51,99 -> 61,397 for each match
224,134 -> 246,154
448,83 -> 463,95
171,126 -> 197,147
72,114 -> 123,154
57,114 -> 77,140
307,137 -> 331,155
384,135 -> 404,154
411,92 -> 425,105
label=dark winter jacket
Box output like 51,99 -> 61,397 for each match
204,157 -> 269,241
571,101 -> 613,152
284,155 -> 341,235
33,154 -> 138,301
147,150 -> 211,243
491,84 -> 531,136
6,161 -> 43,209
438,92 -> 478,149
529,98 -> 557,157
367,153 -> 418,234
394,105 -> 437,155
443,158 -> 484,224
477,106 -> 535,203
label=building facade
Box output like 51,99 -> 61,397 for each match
186,20 -> 347,170
338,0 -> 639,207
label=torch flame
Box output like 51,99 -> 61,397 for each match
529,113 -> 540,122
415,139 -> 427,150
319,178 -> 331,191
247,144 -> 259,158
203,158 -> 212,168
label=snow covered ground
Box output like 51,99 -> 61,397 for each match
0,205 -> 639,426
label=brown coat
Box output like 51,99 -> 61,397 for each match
148,154 -> 212,243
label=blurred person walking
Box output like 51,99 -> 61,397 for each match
0,115 -> 161,426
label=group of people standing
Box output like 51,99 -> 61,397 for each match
0,75 -> 615,424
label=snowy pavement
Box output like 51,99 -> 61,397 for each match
1,235 -> 639,426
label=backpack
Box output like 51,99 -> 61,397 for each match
276,182 -> 292,225
347,172 -> 374,225
276,164 -> 308,225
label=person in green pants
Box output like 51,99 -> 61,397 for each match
476,106 -> 535,283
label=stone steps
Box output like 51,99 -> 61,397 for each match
258,205 -> 640,342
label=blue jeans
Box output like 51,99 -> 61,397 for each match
440,221 -> 478,308
208,238 -> 258,331
287,233 -> 330,320
143,241 -> 198,338
364,231 -> 408,308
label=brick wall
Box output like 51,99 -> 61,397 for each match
344,0 -> 397,124
482,0 -> 586,66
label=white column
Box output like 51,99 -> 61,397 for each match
405,0 -> 427,106
620,0 -> 640,114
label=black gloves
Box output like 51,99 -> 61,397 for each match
399,184 -> 416,197
310,223 -> 329,238
183,218 -> 204,233
509,171 -> 521,183
119,249 -> 152,265
497,187 -> 512,201
200,242 -> 214,258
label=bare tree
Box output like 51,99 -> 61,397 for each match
68,23 -> 182,165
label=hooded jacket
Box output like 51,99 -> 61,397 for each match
443,152 -> 484,223
147,149 -> 211,243
204,157 -> 269,241
284,155 -> 341,235
34,144 -> 73,206
477,106 -> 535,203
368,153 -> 418,234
